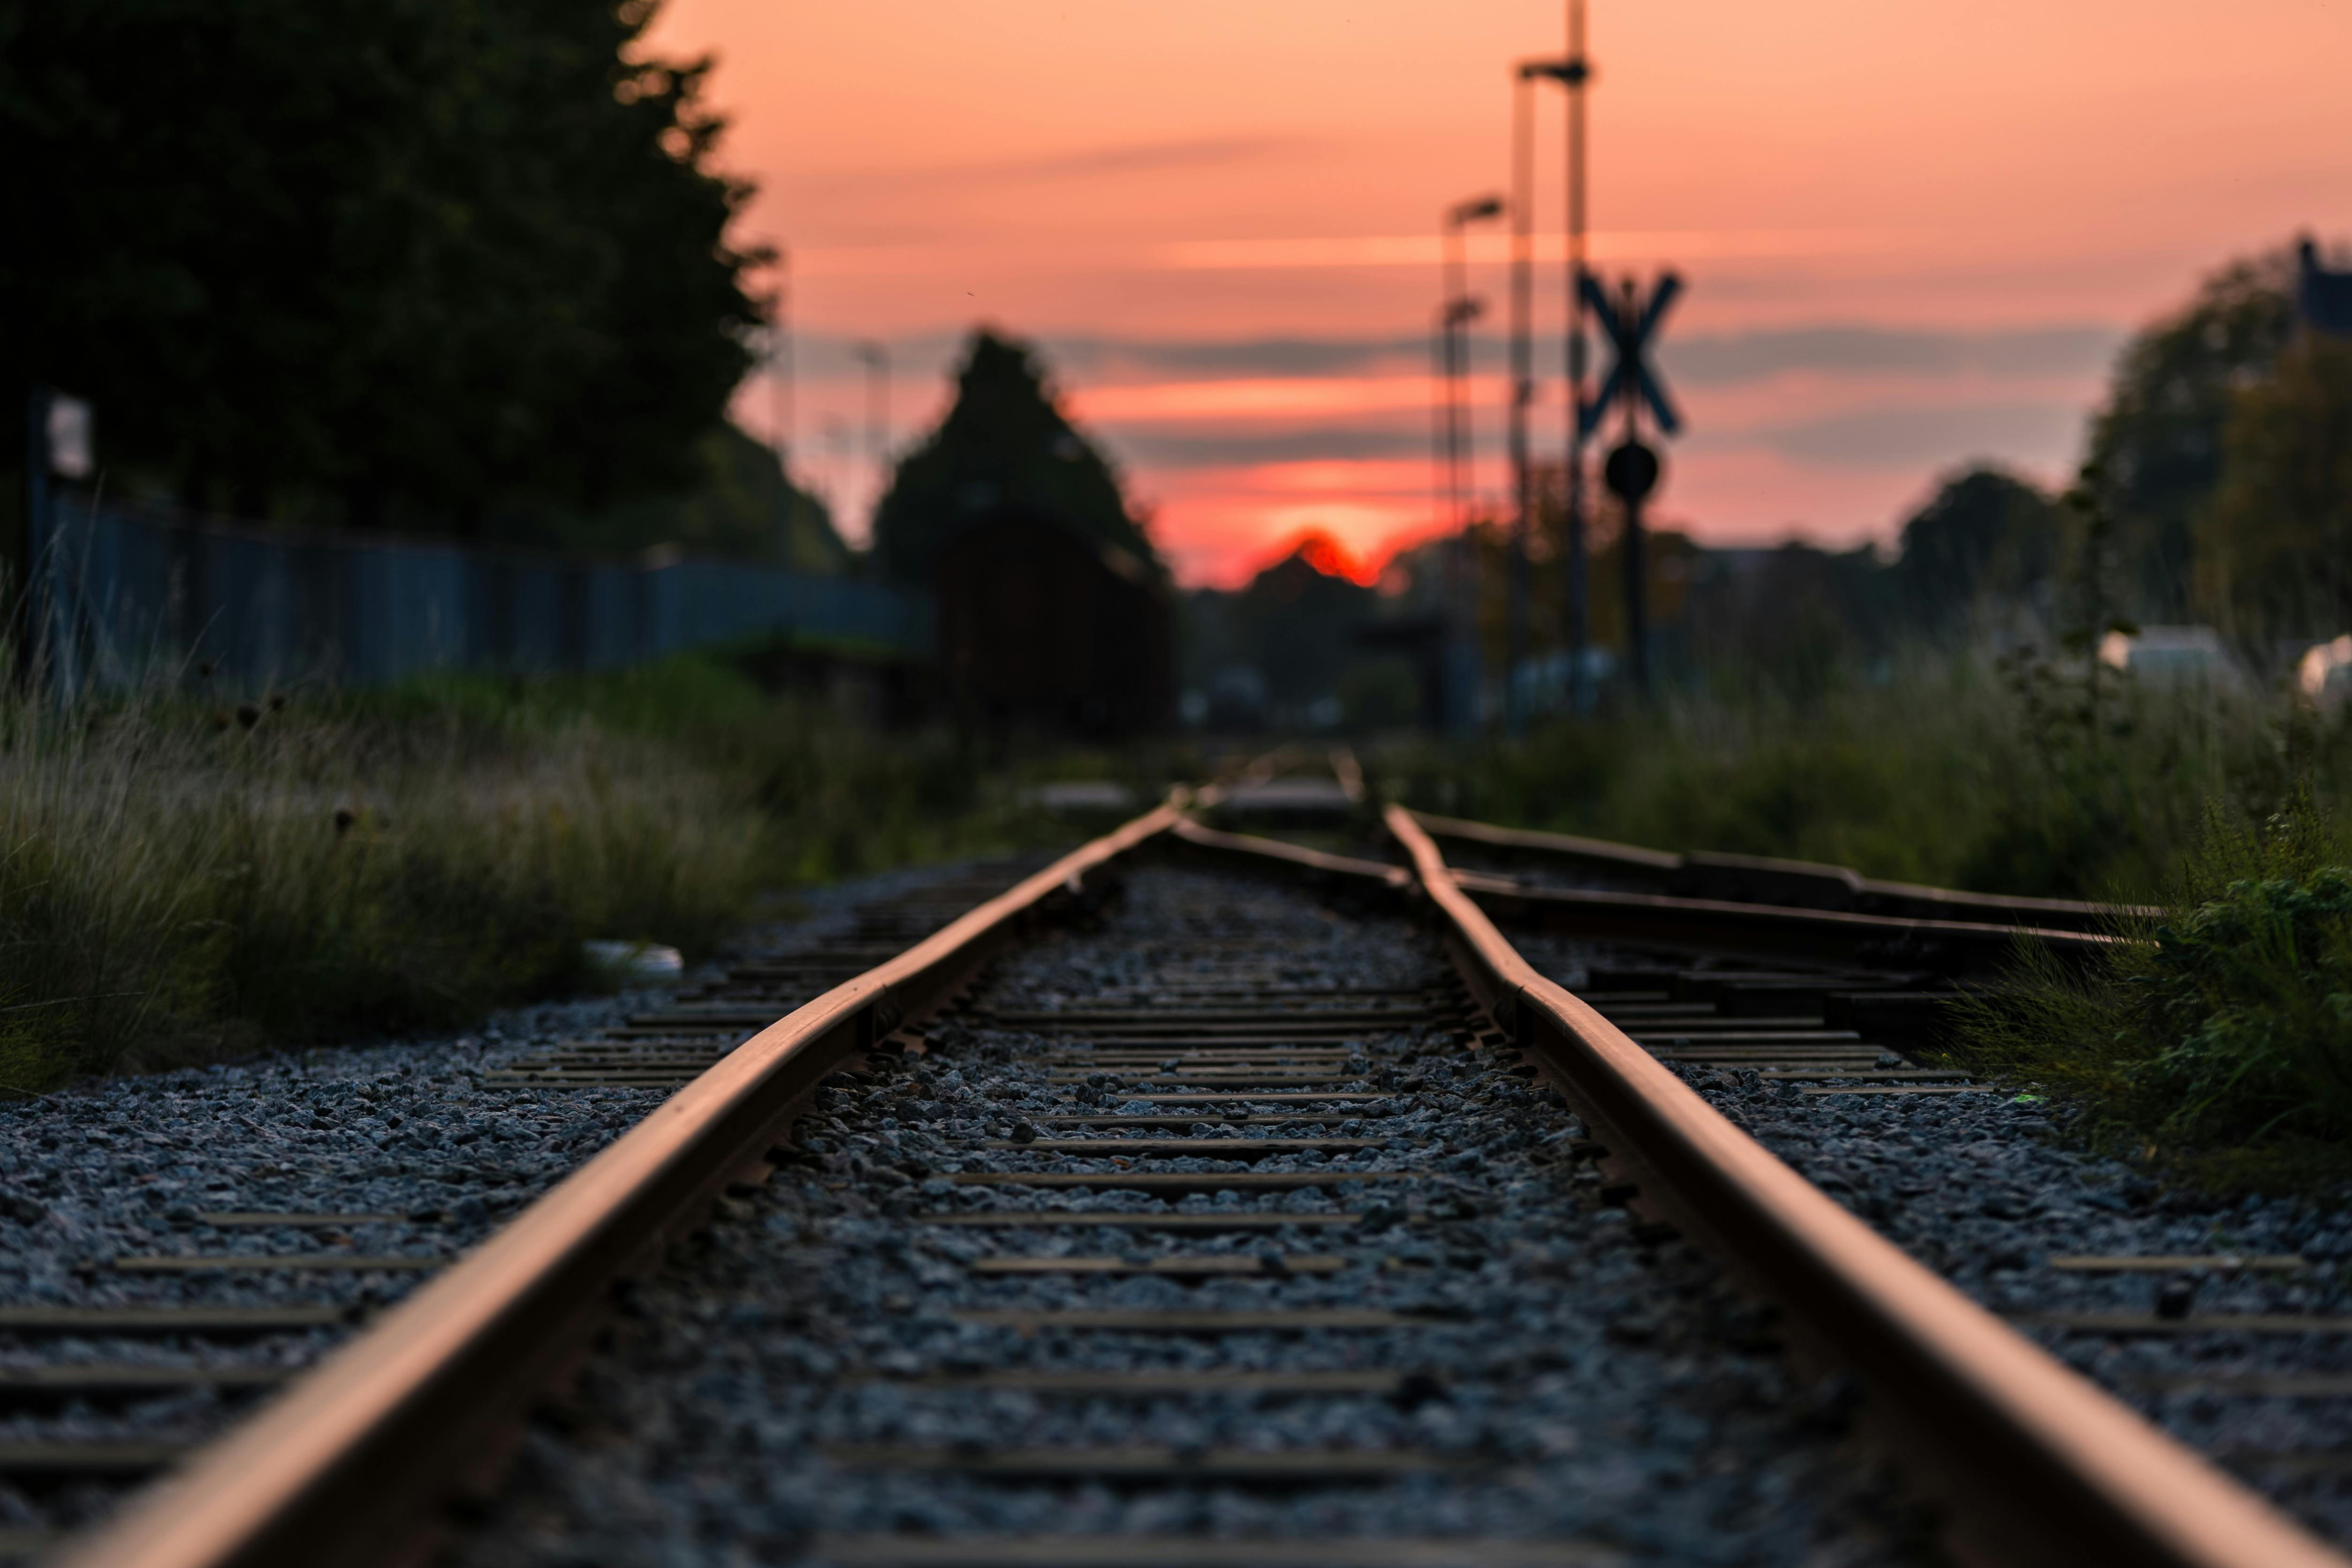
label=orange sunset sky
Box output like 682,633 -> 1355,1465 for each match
647,0 -> 2352,587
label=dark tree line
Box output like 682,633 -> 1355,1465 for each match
1171,240 -> 2352,724
2,0 -> 768,534
1687,239 -> 2352,686
2084,251 -> 2300,623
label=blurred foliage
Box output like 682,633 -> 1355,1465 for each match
2085,248 -> 2300,623
1886,468 -> 2064,637
872,331 -> 1160,585
2200,336 -> 2352,644
1338,656 -> 1421,732
352,647 -> 1061,884
1959,796 -> 2352,1188
492,424 -> 847,569
2,0 -> 765,533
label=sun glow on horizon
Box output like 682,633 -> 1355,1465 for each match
668,0 -> 2352,586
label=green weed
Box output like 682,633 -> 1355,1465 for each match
1959,798 -> 2352,1184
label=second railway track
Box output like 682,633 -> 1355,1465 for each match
25,782 -> 2352,1567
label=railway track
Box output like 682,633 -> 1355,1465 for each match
0,858 -> 1054,1564
11,771 -> 2350,1565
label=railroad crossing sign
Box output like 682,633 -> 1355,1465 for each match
1576,267 -> 1685,698
1578,269 -> 1683,441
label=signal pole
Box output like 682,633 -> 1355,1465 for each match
854,340 -> 890,530
772,249 -> 797,556
1583,268 -> 1684,697
1514,53 -> 1583,734
1505,66 -> 1545,737
1438,196 -> 1502,735
1441,196 -> 1502,538
1561,1 -> 1593,711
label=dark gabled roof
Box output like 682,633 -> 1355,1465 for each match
2299,239 -> 2352,337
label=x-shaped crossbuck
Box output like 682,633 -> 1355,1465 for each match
1578,269 -> 1684,440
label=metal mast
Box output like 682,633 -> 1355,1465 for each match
1562,1 -> 1593,711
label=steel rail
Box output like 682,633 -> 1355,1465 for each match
1167,817 -> 1410,890
1411,807 -> 2144,930
59,803 -> 1185,1568
1384,803 -> 2342,1568
1447,866 -> 2112,976
1411,807 -> 1681,879
61,773 -> 2321,1568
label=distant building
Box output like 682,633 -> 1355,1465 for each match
2298,238 -> 2352,336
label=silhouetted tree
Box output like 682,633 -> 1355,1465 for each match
495,424 -> 846,568
2200,335 -> 2352,642
2084,249 -> 2298,619
2,0 -> 765,530
1888,466 -> 2062,635
1229,538 -> 1376,712
870,330 -> 1159,584
1683,544 -> 1886,697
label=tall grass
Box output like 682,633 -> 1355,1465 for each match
1374,648 -> 2351,900
1371,646 -> 2352,1185
0,688 -> 765,1091
0,648 -> 1057,1093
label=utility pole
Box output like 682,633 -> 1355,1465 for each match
772,249 -> 797,559
1615,277 -> 1648,693
1441,196 -> 1502,538
1561,0 -> 1594,712
1513,54 -> 1579,735
1506,66 -> 1540,737
853,340 -> 890,533
1438,195 -> 1502,735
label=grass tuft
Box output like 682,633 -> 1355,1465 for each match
1956,795 -> 2352,1189
0,645 -> 1069,1095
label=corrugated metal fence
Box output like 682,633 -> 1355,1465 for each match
38,495 -> 933,691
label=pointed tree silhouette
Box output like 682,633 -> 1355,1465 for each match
870,330 -> 1160,584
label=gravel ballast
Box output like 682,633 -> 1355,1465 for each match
452,865 -> 1930,1568
0,857 -> 1039,1552
1505,926 -> 2352,1549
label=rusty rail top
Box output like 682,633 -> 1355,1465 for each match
1386,802 -> 2339,1568
1168,816 -> 1410,889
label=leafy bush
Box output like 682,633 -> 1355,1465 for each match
1957,798 -> 2352,1182
2135,865 -> 2352,1140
